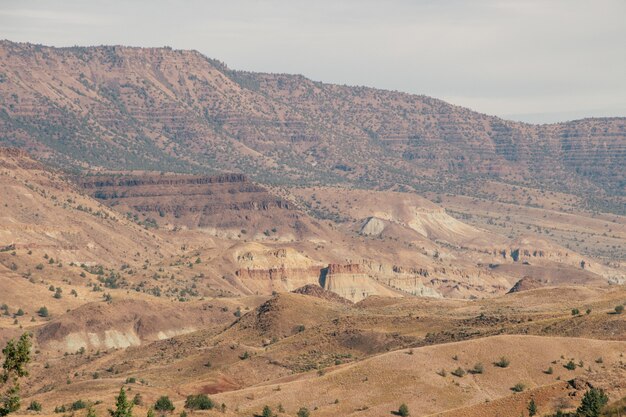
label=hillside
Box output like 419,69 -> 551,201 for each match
0,40 -> 624,215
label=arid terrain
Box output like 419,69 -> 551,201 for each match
0,41 -> 625,417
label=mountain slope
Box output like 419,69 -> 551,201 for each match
0,40 -> 624,214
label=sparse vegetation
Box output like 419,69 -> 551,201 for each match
469,363 -> 484,374
184,394 -> 214,410
511,382 -> 525,392
154,396 -> 175,413
528,398 -> 537,416
494,357 -> 510,368
27,401 -> 42,412
37,306 -> 49,318
398,403 -> 410,417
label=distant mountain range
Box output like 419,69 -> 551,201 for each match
0,40 -> 624,213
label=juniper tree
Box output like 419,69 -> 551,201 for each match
109,388 -> 133,417
0,333 -> 32,416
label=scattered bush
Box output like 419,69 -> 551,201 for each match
297,408 -> 310,417
37,306 -> 49,317
564,360 -> 576,371
154,396 -> 175,412
451,367 -> 466,377
494,357 -> 510,368
398,403 -> 410,417
184,394 -> 214,410
511,382 -> 526,392
571,308 -> 580,316
71,400 -> 87,410
615,305 -> 624,314
469,363 -> 484,374
261,405 -> 272,417
27,401 -> 42,411
528,398 -> 537,416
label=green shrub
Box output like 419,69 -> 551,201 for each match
615,305 -> 624,314
398,403 -> 410,417
27,401 -> 42,411
564,360 -> 576,371
184,394 -> 214,410
297,408 -> 310,417
37,306 -> 49,317
71,399 -> 87,410
154,396 -> 175,412
511,382 -> 525,392
451,367 -> 466,377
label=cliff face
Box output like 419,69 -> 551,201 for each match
0,41 -> 623,214
79,173 -> 307,237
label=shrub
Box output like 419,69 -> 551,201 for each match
528,398 -> 537,416
184,394 -> 214,410
297,408 -> 310,417
37,306 -> 49,317
495,357 -> 510,368
398,403 -> 410,417
451,367 -> 466,377
71,399 -> 87,410
239,351 -> 250,360
564,360 -> 576,371
132,393 -> 143,406
470,363 -> 484,374
615,305 -> 624,314
545,366 -> 553,374
154,396 -> 175,412
27,401 -> 42,411
571,308 -> 580,316
261,405 -> 272,417
511,382 -> 526,392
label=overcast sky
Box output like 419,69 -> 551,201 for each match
1,0 -> 625,123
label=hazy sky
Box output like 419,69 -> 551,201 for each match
1,0 -> 625,123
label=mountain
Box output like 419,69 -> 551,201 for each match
0,40 -> 624,215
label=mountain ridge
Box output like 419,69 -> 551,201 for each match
0,40 -> 624,214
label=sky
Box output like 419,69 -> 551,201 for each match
1,0 -> 625,124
